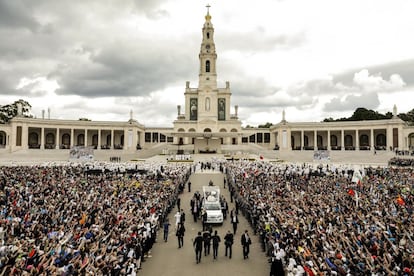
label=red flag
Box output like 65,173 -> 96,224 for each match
347,189 -> 355,196
396,196 -> 405,206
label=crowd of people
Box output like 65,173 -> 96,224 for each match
1,157 -> 414,275
0,162 -> 190,275
389,157 -> 414,167
226,161 -> 413,275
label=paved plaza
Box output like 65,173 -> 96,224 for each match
141,170 -> 269,275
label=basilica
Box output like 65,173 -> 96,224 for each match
1,9 -> 413,156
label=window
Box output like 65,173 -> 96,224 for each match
145,132 -> 151,143
206,60 -> 210,73
16,126 -> 22,146
207,32 -> 210,39
257,133 -> 263,143
264,133 -> 270,143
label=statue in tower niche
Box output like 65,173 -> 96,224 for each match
190,98 -> 198,120
218,98 -> 225,120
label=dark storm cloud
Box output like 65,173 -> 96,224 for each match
333,59 -> 414,87
0,0 -> 40,31
53,40 -> 196,98
323,92 -> 380,112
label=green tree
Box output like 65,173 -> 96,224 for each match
258,122 -> 273,128
398,108 -> 414,122
348,107 -> 388,121
0,99 -> 32,123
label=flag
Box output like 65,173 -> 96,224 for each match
352,170 -> 363,186
79,213 -> 87,225
396,195 -> 405,206
347,189 -> 355,196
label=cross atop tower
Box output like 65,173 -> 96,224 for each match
205,4 -> 211,20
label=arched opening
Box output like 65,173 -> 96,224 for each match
359,134 -> 369,150
62,133 -> 70,148
317,135 -> 323,149
330,135 -> 338,146
291,136 -> 295,149
376,134 -> 386,149
206,60 -> 210,73
360,134 -> 369,146
207,32 -> 210,39
0,131 -> 6,148
345,134 -> 354,150
29,132 -> 39,148
408,133 -> 414,150
77,134 -> 84,146
92,134 -> 98,148
106,135 -> 111,147
120,135 -> 124,146
45,133 -> 55,149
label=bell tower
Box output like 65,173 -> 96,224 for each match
198,4 -> 217,89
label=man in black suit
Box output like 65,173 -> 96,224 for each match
211,230 -> 221,259
224,230 -> 234,259
176,222 -> 185,249
231,212 -> 239,235
241,230 -> 252,259
203,229 -> 211,256
193,231 -> 203,263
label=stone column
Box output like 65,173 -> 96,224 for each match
40,128 -> 45,149
98,129 -> 101,150
56,128 -> 60,149
314,131 -> 317,150
22,126 -> 28,149
70,129 -> 74,147
370,129 -> 375,151
124,129 -> 128,150
341,130 -> 344,151
386,126 -> 392,150
355,129 -> 359,150
84,129 -> 88,147
111,129 -> 114,149
327,130 -> 331,150
301,130 -> 304,150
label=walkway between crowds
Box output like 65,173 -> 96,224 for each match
141,168 -> 269,276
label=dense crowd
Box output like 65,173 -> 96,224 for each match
389,157 -> 414,167
226,161 -> 413,275
0,162 -> 190,275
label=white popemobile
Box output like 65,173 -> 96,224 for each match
202,186 -> 224,224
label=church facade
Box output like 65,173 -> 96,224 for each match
1,10 -> 414,155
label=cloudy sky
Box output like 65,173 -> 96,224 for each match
1,0 -> 413,127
